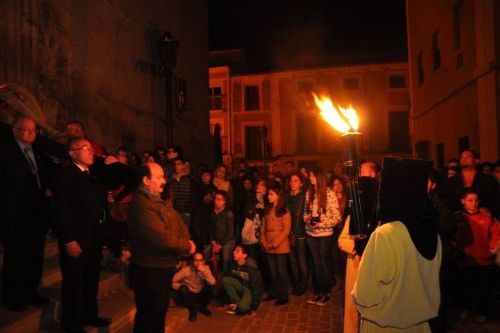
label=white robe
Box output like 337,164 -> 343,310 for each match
352,221 -> 441,332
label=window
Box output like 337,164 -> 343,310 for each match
297,81 -> 314,93
296,118 -> 317,154
388,111 -> 410,152
415,140 -> 431,160
343,78 -> 360,91
244,85 -> 260,111
209,87 -> 222,110
245,126 -> 263,159
388,75 -> 406,89
417,51 -> 424,86
432,31 -> 441,71
453,0 -> 464,50
453,0 -> 464,68
458,136 -> 469,153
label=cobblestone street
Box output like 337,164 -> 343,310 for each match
172,290 -> 344,333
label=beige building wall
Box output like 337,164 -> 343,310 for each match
210,62 -> 410,171
406,0 -> 499,165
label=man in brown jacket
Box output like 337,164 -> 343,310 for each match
127,162 -> 195,333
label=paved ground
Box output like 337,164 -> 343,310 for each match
169,289 -> 500,333
172,290 -> 344,333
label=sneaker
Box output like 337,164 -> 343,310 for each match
307,294 -> 321,305
226,304 -> 237,315
316,294 -> 330,306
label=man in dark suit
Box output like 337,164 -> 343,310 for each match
53,137 -> 109,333
0,115 -> 51,311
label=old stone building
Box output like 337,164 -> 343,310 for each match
406,0 -> 500,166
0,0 -> 212,164
209,56 -> 410,171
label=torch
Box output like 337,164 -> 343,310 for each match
313,94 -> 367,240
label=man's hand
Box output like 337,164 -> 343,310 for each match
188,240 -> 196,255
65,241 -> 82,258
120,249 -> 131,264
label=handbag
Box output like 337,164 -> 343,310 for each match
241,217 -> 259,245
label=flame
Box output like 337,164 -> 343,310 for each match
313,93 -> 359,134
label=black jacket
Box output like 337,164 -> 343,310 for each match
53,163 -> 106,248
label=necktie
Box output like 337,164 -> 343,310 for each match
23,147 -> 37,175
23,147 -> 41,187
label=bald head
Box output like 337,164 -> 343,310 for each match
12,116 -> 37,145
360,161 -> 377,178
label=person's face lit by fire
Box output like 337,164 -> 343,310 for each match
166,148 -> 178,161
174,160 -> 184,174
256,181 -> 267,196
460,151 -> 478,169
13,117 -> 37,145
214,193 -> 226,210
243,179 -> 252,191
201,171 -> 212,184
143,163 -> 166,196
333,179 -> 343,194
289,175 -> 302,193
116,150 -> 128,164
215,166 -> 226,180
69,139 -> 94,168
66,123 -> 85,138
267,189 -> 278,205
461,193 -> 479,214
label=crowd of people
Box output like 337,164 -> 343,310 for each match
0,114 -> 499,333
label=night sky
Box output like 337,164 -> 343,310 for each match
209,0 -> 407,72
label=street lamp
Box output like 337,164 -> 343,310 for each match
158,31 -> 179,146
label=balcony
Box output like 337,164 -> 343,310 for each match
209,94 -> 226,111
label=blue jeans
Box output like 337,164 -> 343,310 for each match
203,240 -> 235,274
266,253 -> 289,300
288,237 -> 308,289
306,235 -> 333,293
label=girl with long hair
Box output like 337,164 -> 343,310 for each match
304,168 -> 341,306
260,182 -> 291,306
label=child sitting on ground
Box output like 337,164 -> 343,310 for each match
172,252 -> 216,321
222,244 -> 263,316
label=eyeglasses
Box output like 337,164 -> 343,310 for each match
71,146 -> 94,152
193,258 -> 204,262
16,127 -> 37,134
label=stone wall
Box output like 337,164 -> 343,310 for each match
0,0 -> 212,166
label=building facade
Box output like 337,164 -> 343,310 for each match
209,61 -> 410,171
406,0 -> 500,166
0,0 -> 212,165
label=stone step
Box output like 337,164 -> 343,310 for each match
0,267 -> 126,333
0,307 -> 40,333
38,285 -> 136,333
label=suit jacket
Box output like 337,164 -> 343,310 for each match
53,163 -> 106,248
0,133 -> 50,233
